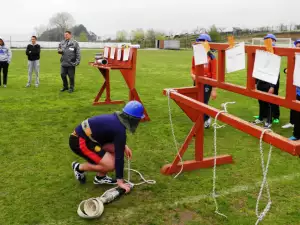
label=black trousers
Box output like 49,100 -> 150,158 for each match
257,81 -> 272,123
193,82 -> 212,121
293,95 -> 300,139
289,109 -> 297,124
0,61 -> 9,85
272,80 -> 280,119
61,66 -> 75,89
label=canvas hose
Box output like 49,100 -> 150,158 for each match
77,159 -> 156,219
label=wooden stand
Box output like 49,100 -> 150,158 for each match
89,46 -> 150,121
161,42 -> 300,175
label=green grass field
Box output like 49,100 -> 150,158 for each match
1,49 -> 299,225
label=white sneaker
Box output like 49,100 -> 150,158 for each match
264,122 -> 272,128
252,119 -> 264,125
282,123 -> 294,129
3,85 -> 6,88
204,118 -> 211,129
93,175 -> 117,185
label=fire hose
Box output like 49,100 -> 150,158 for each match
77,160 -> 156,219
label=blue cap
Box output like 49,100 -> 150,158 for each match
294,39 -> 300,46
264,34 -> 277,42
122,101 -> 145,119
196,34 -> 212,42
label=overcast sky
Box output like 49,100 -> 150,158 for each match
1,0 -> 299,40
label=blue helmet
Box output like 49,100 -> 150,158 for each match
196,34 -> 212,42
264,34 -> 277,42
122,101 -> 144,119
294,39 -> 300,46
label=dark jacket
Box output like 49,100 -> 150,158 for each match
58,39 -> 80,67
26,44 -> 40,61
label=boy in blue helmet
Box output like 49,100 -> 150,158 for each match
287,39 -> 300,140
69,101 -> 144,193
282,39 -> 300,130
191,33 -> 217,129
253,34 -> 280,128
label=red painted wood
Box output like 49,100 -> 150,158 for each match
162,43 -> 300,176
89,47 -> 150,121
161,156 -> 233,175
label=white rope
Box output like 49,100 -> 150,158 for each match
212,102 -> 235,218
77,159 -> 156,219
166,88 -> 183,179
255,129 -> 273,225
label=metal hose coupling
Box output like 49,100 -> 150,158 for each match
100,183 -> 134,204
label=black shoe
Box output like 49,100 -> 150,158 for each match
60,87 -> 68,92
68,89 -> 74,93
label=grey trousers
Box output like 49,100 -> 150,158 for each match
27,60 -> 40,85
61,66 -> 75,89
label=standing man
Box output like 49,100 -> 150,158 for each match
26,36 -> 40,88
0,37 -> 12,88
58,31 -> 80,93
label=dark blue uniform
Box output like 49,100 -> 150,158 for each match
70,113 -> 126,179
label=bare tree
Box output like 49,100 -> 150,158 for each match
192,26 -> 206,35
289,23 -> 295,31
279,23 -> 287,32
49,12 -> 75,38
34,25 -> 47,37
218,27 -> 226,33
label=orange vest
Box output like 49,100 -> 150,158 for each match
191,55 -> 217,80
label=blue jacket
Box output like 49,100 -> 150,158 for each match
297,87 -> 300,96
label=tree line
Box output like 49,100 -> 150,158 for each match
34,11 -> 300,43
34,12 -> 97,42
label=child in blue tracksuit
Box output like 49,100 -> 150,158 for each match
289,39 -> 300,140
0,37 -> 12,87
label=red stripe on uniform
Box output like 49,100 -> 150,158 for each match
79,138 -> 102,164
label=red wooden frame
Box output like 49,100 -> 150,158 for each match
89,47 -> 150,121
161,43 -> 300,175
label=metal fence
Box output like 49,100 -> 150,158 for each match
2,39 -> 132,49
